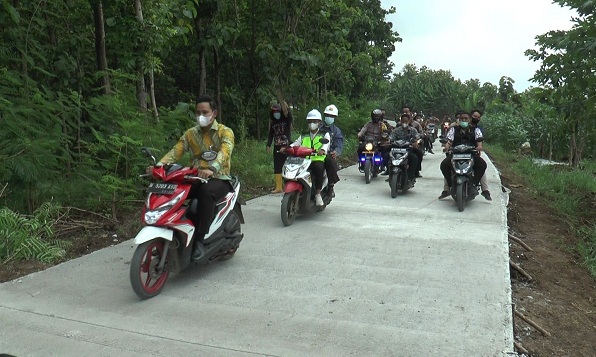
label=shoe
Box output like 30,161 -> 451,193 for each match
191,242 -> 205,261
315,193 -> 324,207
415,173 -> 423,178
438,191 -> 450,199
381,171 -> 389,176
429,149 -> 435,154
328,185 -> 335,198
481,190 -> 492,201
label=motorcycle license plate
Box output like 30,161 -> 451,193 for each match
147,183 -> 178,194
392,148 -> 408,154
286,157 -> 304,165
452,154 -> 471,160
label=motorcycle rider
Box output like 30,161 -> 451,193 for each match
319,104 -> 343,198
281,109 -> 330,207
438,111 -> 487,200
471,109 -> 491,201
386,113 -> 420,187
153,94 -> 235,260
358,109 -> 389,172
266,103 -> 293,194
408,114 -> 425,178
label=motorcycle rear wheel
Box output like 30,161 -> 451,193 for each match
130,239 -> 170,299
281,192 -> 299,226
390,173 -> 398,198
456,183 -> 466,212
364,160 -> 372,184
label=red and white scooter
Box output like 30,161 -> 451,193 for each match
279,145 -> 332,226
129,148 -> 244,299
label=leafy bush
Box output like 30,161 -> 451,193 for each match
0,202 -> 70,263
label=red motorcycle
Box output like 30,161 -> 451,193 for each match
129,148 -> 244,299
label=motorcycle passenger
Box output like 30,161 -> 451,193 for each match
422,115 -> 436,154
408,114 -> 425,178
438,111 -> 487,200
319,104 -> 343,198
358,109 -> 389,170
266,103 -> 293,194
471,109 -> 491,201
386,114 -> 420,186
154,94 -> 234,260
281,109 -> 330,207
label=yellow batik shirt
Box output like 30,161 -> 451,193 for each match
159,120 -> 234,180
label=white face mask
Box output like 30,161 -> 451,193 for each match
308,122 -> 319,131
324,116 -> 335,125
197,114 -> 212,127
402,123 -> 408,128
273,112 -> 281,120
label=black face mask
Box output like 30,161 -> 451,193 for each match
372,117 -> 381,123
472,118 -> 480,125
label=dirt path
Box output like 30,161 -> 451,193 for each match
497,157 -> 596,356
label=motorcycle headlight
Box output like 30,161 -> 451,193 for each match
392,159 -> 402,166
365,143 -> 373,151
144,191 -> 184,224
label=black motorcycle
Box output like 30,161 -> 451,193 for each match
448,144 -> 480,212
387,140 -> 414,198
358,135 -> 384,184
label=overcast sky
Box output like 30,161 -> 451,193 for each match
381,0 -> 577,91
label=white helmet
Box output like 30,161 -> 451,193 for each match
324,104 -> 338,117
306,109 -> 322,120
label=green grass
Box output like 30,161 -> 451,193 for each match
486,144 -> 596,277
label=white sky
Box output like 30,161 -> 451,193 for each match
381,0 -> 577,91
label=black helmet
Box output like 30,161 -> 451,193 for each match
371,109 -> 383,123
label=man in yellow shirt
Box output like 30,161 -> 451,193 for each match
157,94 -> 234,260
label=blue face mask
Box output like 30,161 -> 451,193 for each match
460,121 -> 469,128
324,116 -> 335,125
273,112 -> 281,120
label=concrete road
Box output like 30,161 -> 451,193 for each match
0,143 -> 514,356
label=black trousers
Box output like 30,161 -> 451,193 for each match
273,145 -> 288,174
324,155 -> 340,185
309,161 -> 326,191
412,147 -> 424,172
188,179 -> 232,239
440,155 -> 487,187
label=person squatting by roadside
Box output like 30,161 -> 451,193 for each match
155,94 -> 234,260
319,104 -> 343,198
281,109 -> 330,207
438,110 -> 487,200
266,103 -> 293,193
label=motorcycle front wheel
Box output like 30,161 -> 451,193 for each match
456,182 -> 466,212
130,239 -> 170,299
390,173 -> 398,198
364,159 -> 372,184
281,191 -> 299,226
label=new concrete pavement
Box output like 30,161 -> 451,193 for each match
0,143 -> 514,356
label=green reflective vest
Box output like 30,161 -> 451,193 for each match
301,133 -> 326,162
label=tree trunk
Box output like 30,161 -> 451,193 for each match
134,0 -> 147,111
92,0 -> 111,95
193,14 -> 207,96
569,121 -> 579,168
149,66 -> 158,121
214,47 -> 222,122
